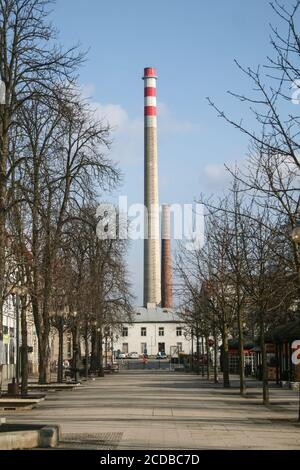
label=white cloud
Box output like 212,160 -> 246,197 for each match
198,163 -> 232,192
204,163 -> 227,180
158,102 -> 197,135
87,101 -> 142,166
93,102 -> 134,130
85,95 -> 198,167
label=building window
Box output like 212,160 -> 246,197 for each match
158,327 -> 164,337
176,326 -> 182,336
177,342 -> 182,352
122,326 -> 128,337
141,327 -> 147,337
122,343 -> 128,354
141,342 -> 147,354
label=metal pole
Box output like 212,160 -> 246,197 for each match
191,329 -> 194,372
298,312 -> 300,422
290,223 -> 300,421
16,294 -> 20,384
73,321 -> 78,383
201,336 -> 205,377
298,367 -> 300,422
58,316 -> 64,383
196,333 -> 200,375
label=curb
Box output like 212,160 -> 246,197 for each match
0,397 -> 45,411
28,383 -> 81,391
0,425 -> 60,450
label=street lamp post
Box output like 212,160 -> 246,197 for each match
72,311 -> 78,383
105,330 -> 108,368
201,336 -> 205,377
111,333 -> 114,364
15,293 -> 20,384
11,289 -> 21,385
57,312 -> 64,383
191,328 -> 194,372
114,334 -> 119,362
97,327 -> 104,377
291,224 -> 300,422
196,331 -> 200,375
57,304 -> 69,383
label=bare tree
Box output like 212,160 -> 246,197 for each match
176,205 -> 238,388
8,92 -> 119,383
0,0 -> 84,385
208,0 -> 300,299
61,205 -> 134,378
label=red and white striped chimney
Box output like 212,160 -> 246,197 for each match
143,67 -> 161,308
161,204 -> 173,309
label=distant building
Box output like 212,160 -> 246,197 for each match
1,294 -> 38,382
114,307 -> 191,357
112,69 -> 193,359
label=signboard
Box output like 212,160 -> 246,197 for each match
0,340 -> 4,365
3,334 -> 9,345
292,340 -> 300,366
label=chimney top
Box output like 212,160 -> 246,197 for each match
143,67 -> 157,78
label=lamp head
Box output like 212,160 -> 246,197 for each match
292,225 -> 300,244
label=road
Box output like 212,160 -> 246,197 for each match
1,370 -> 300,449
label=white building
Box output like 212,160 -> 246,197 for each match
2,295 -> 16,380
114,307 -> 191,357
1,294 -> 39,382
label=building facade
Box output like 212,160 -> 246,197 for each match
114,307 -> 192,357
1,294 -> 39,382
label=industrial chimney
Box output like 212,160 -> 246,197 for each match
143,67 -> 161,308
161,204 -> 173,308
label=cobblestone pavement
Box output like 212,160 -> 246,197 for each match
1,371 -> 300,449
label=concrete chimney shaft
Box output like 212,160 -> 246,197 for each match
161,204 -> 173,308
143,67 -> 161,308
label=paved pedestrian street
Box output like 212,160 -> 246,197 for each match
1,371 -> 300,450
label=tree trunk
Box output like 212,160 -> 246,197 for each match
206,337 -> 210,380
191,330 -> 194,372
98,330 -> 104,377
213,328 -> 218,383
72,323 -> 79,383
38,332 -> 51,384
105,336 -> 108,367
196,333 -> 200,375
20,297 -> 28,395
260,315 -> 269,404
57,319 -> 64,383
237,306 -> 246,396
85,324 -> 89,380
90,329 -> 97,373
0,126 -> 9,393
201,336 -> 205,377
222,327 -> 230,388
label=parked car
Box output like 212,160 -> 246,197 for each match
116,352 -> 127,359
128,352 -> 139,359
156,352 -> 167,359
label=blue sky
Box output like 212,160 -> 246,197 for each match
52,0 -> 282,304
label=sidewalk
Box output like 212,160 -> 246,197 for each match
1,371 -> 300,449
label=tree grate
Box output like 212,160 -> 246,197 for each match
59,432 -> 123,449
